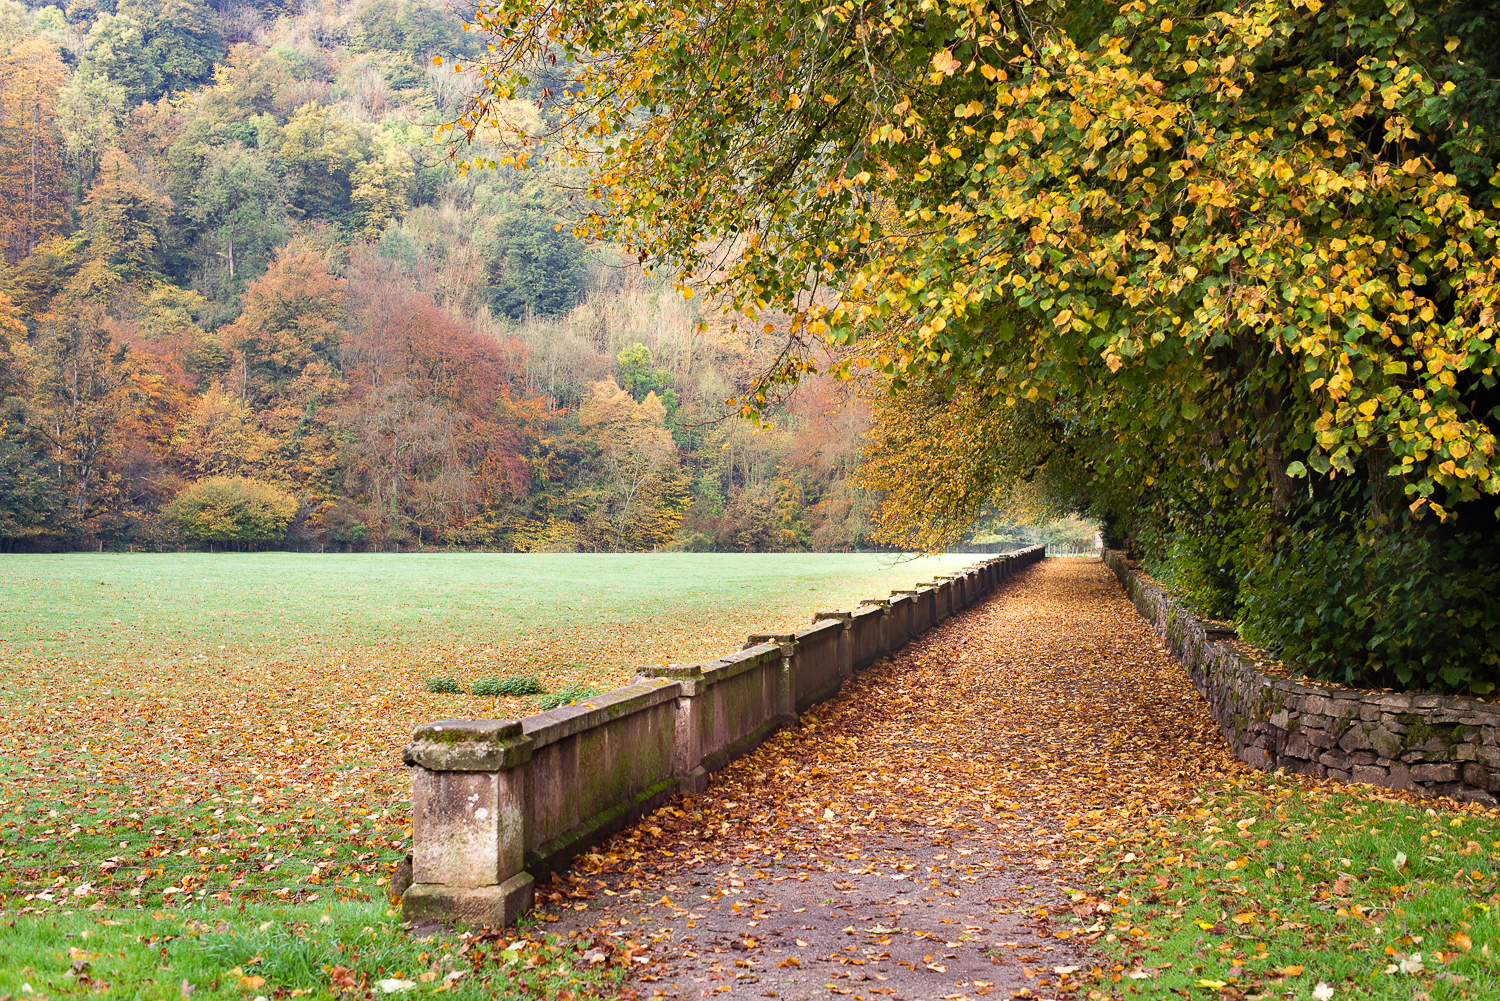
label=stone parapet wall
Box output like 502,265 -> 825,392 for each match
402,546 -> 1047,926
1102,549 -> 1500,806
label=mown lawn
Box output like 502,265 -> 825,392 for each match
1077,773 -> 1500,1001
0,551 -> 976,998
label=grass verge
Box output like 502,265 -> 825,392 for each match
1078,772 -> 1500,1000
0,898 -> 630,999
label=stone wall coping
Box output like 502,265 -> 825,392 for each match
521,679 -> 681,753
702,643 -> 782,685
851,604 -> 883,620
794,618 -> 845,642
402,718 -> 533,772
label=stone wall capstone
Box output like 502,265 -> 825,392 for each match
1103,549 -> 1500,806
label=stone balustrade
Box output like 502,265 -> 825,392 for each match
400,546 -> 1048,925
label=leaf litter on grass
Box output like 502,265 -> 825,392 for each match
0,553 -> 981,999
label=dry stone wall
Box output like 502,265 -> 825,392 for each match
400,546 -> 1046,927
1103,549 -> 1500,806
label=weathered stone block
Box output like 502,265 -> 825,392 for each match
1351,764 -> 1389,786
1326,696 -> 1361,718
1463,763 -> 1491,791
1420,736 -> 1452,756
1308,728 -> 1339,749
1454,743 -> 1479,762
1448,785 -> 1500,807
1411,763 -> 1461,784
1282,733 -> 1313,760
1370,726 -> 1404,760
1320,750 -> 1353,771
1337,727 -> 1366,753
403,872 -> 533,928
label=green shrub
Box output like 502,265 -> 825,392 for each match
1240,521 -> 1500,694
424,676 -> 462,694
536,683 -> 599,711
164,476 -> 298,544
470,674 -> 547,697
1143,530 -> 1242,621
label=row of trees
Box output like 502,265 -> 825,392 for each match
455,0 -> 1500,692
0,0 -> 876,552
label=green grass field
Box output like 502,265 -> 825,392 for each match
0,551 -> 977,677
0,552 -> 979,999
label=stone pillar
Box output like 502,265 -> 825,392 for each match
926,581 -> 952,623
815,610 -> 854,679
400,719 -> 535,927
637,665 -> 707,794
859,598 -> 891,657
747,632 -> 799,723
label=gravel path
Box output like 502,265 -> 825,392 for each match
535,558 -> 1226,1001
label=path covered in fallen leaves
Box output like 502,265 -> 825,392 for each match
537,558 -> 1241,1001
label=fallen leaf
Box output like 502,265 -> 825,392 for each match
374,980 -> 415,994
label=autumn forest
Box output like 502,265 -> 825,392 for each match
0,0 -> 877,552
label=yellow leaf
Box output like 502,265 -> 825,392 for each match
1232,912 -> 1255,925
1280,965 -> 1304,976
240,975 -> 267,989
1452,932 -> 1474,951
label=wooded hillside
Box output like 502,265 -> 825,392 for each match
0,0 -> 876,551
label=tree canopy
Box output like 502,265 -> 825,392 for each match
453,0 -> 1500,691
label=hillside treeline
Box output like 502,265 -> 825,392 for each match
0,0 -> 872,551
